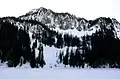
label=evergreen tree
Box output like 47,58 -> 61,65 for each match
58,51 -> 64,63
63,47 -> 69,66
69,48 -> 75,67
30,48 -> 36,68
75,48 -> 84,68
56,34 -> 64,48
36,43 -> 46,68
39,51 -> 46,68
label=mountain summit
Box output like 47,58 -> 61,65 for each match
19,7 -> 120,39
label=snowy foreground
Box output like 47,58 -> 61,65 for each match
0,68 -> 120,79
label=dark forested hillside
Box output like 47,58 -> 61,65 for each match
0,20 -> 31,67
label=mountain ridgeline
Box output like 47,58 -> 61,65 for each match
0,7 -> 120,68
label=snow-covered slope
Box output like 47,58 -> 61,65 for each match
0,68 -> 120,79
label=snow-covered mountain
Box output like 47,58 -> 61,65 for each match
19,7 -> 120,39
0,7 -> 120,68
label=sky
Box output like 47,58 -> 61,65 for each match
0,0 -> 120,22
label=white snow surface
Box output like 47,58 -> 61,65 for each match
0,68 -> 120,79
43,45 -> 77,68
50,24 -> 101,39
